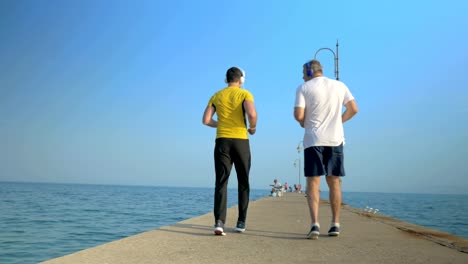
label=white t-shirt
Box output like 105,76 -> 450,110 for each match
294,76 -> 354,148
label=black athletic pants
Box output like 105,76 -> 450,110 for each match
213,138 -> 251,224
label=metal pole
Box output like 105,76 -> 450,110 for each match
296,140 -> 303,189
336,40 -> 340,80
298,157 -> 301,187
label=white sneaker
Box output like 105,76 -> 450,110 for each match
214,220 -> 225,236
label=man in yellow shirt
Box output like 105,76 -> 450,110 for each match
202,67 -> 257,235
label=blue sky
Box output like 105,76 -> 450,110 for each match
0,0 -> 467,194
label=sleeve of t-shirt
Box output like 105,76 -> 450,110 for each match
244,90 -> 254,102
294,85 -> 305,108
207,95 -> 215,107
342,83 -> 354,105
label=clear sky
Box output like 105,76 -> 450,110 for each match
0,0 -> 467,194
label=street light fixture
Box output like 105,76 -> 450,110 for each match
314,40 -> 340,80
294,140 -> 303,188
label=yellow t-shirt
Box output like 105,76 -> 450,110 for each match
208,86 -> 254,139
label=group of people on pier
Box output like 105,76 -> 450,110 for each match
270,179 -> 302,196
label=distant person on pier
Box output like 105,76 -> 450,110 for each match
293,59 -> 358,239
293,183 -> 302,193
202,66 -> 257,236
270,179 -> 283,196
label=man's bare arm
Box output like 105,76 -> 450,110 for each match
243,100 -> 257,135
294,107 -> 305,127
202,105 -> 218,128
342,99 -> 358,123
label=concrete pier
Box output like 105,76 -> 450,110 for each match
42,192 -> 468,263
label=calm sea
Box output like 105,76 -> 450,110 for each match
1,182 -> 467,264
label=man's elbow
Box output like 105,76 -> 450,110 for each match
352,105 -> 359,115
294,113 -> 303,123
294,107 -> 304,123
346,101 -> 358,116
247,112 -> 257,121
293,114 -> 299,122
202,117 -> 210,126
245,107 -> 257,121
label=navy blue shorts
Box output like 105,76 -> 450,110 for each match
304,144 -> 345,177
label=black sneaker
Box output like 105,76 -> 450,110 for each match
214,220 -> 225,236
234,221 -> 246,233
328,225 -> 340,236
306,224 -> 320,240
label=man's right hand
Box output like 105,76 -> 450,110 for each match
248,128 -> 256,135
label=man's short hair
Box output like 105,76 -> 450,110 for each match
226,67 -> 243,83
305,59 -> 323,74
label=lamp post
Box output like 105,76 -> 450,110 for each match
314,40 -> 340,80
293,158 -> 300,188
294,140 -> 303,188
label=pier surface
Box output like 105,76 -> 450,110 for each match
42,192 -> 468,263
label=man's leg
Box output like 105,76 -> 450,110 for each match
326,175 -> 342,225
214,139 -> 232,224
306,176 -> 321,225
304,146 -> 326,239
305,176 -> 321,239
233,139 -> 251,223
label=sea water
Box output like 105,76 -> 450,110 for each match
0,182 -> 268,264
1,182 -> 467,264
338,191 -> 468,239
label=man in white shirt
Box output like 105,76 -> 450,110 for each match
270,179 -> 282,195
294,59 -> 358,239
